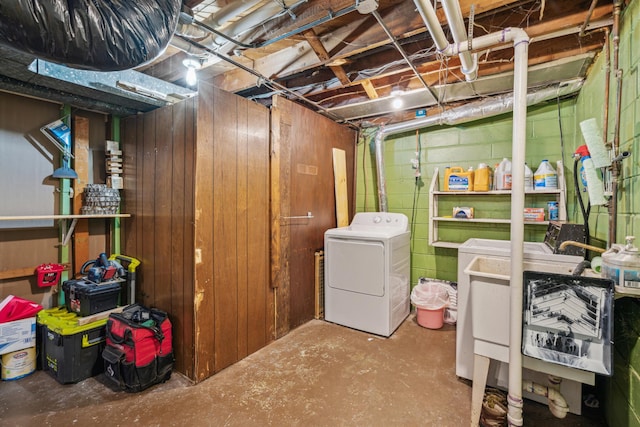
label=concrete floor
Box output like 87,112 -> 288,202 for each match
1,316 -> 606,426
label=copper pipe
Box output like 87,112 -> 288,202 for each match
559,240 -> 606,254
602,27 -> 610,148
609,0 -> 622,247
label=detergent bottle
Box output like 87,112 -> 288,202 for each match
444,167 -> 473,191
474,163 -> 491,192
534,160 -> 558,190
495,158 -> 512,190
524,163 -> 534,192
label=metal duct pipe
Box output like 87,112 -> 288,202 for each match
0,0 -> 181,71
378,79 -> 583,137
372,79 -> 582,211
374,130 -> 389,212
441,0 -> 478,81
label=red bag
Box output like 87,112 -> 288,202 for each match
103,304 -> 173,392
0,295 -> 42,322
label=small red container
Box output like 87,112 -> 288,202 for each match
35,264 -> 65,288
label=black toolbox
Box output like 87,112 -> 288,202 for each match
37,306 -> 107,384
62,279 -> 122,317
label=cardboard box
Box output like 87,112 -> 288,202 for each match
0,317 -> 36,355
105,140 -> 120,152
453,207 -> 474,219
524,208 -> 545,222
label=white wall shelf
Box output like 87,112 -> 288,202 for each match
429,161 -> 566,248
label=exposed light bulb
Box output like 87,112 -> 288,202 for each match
391,97 -> 404,109
183,57 -> 201,87
185,67 -> 198,86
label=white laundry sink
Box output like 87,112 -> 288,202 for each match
464,256 -> 577,349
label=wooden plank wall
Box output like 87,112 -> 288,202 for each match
121,97 -> 197,378
271,96 -> 357,336
123,85 -> 271,382
194,83 -> 272,381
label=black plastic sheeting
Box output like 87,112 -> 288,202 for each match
0,0 -> 181,71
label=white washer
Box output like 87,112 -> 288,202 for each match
324,212 -> 410,337
457,238 -> 594,415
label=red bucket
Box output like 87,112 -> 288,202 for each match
35,263 -> 65,287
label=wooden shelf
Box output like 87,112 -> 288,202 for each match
0,214 -> 130,221
430,241 -> 462,249
432,217 -> 549,225
432,189 -> 562,196
428,161 -> 566,247
0,214 -> 131,246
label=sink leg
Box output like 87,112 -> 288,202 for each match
471,354 -> 491,427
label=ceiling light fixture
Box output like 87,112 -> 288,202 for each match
183,58 -> 202,87
390,89 -> 404,110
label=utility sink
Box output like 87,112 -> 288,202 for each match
464,256 -> 579,350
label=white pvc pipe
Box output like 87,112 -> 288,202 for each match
441,0 -> 478,81
507,30 -> 529,427
413,5 -> 531,423
415,0 -> 477,81
522,380 -> 569,419
455,29 -> 530,427
414,0 -> 450,50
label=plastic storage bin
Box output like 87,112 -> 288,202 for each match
63,279 -> 121,316
38,307 -> 107,384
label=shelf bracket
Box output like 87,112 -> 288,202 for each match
60,218 -> 79,247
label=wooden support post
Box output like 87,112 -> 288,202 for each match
72,116 -> 90,277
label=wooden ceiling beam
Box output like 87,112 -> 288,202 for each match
309,36 -> 604,108
302,29 -> 351,86
213,0 -> 605,94
361,79 -> 379,99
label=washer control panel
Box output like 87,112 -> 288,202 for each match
349,212 -> 409,231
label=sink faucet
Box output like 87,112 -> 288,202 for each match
558,240 -> 605,253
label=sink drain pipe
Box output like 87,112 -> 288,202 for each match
523,377 -> 569,419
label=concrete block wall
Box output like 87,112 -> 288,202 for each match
355,1 -> 640,424
574,0 -> 640,425
355,98 -> 577,285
